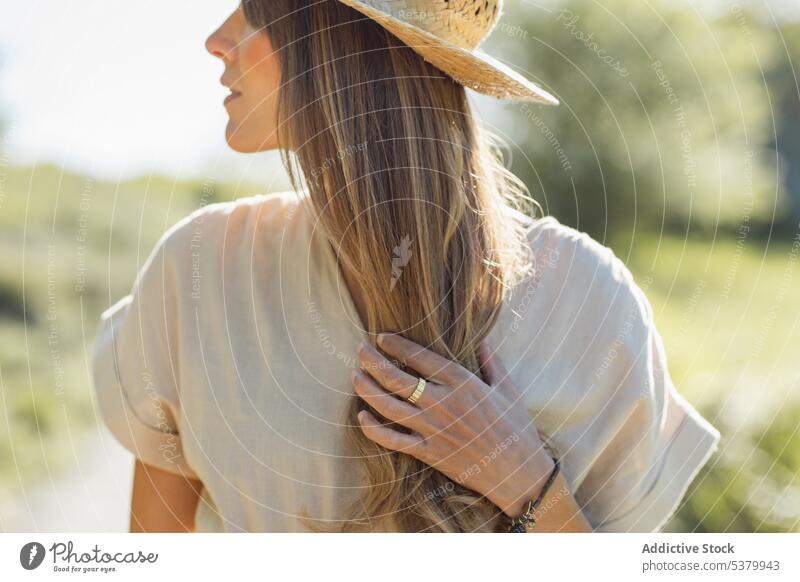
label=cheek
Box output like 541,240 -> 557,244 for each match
240,33 -> 280,100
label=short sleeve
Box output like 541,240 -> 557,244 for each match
91,218 -> 200,480
572,261 -> 721,532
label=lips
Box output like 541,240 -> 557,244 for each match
224,90 -> 241,105
220,75 -> 241,103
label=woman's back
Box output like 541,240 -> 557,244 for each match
92,190 -> 719,532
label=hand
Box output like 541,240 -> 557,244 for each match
351,333 -> 557,518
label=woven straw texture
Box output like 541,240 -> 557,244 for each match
337,0 -> 558,104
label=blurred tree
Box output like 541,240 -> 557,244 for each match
488,0 -> 783,242
767,20 -> 800,223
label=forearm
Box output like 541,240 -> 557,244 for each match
130,459 -> 203,533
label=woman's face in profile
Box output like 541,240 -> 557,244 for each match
205,6 -> 281,153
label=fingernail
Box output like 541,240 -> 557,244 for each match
357,410 -> 367,423
377,333 -> 387,346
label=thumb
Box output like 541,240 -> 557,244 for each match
477,340 -> 510,387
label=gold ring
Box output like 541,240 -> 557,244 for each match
407,377 -> 426,405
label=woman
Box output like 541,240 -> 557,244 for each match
92,0 -> 720,533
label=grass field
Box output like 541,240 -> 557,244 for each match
624,229 -> 800,532
0,164 -> 797,531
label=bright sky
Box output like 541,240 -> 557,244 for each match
1,0 -> 796,186
0,0 -> 290,185
0,0 -> 527,187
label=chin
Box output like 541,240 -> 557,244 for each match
225,124 -> 279,153
225,139 -> 258,153
225,125 -> 255,153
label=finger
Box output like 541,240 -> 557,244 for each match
376,333 -> 474,388
477,340 -> 510,387
357,341 -> 433,405
357,409 -> 427,460
352,369 -> 430,434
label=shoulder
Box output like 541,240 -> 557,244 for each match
507,209 -> 647,314
160,190 -> 304,250
122,190 -> 308,306
500,210 -> 654,385
147,190 -> 307,270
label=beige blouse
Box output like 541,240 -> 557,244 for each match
92,190 -> 720,532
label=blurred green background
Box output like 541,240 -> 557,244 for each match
0,0 -> 798,532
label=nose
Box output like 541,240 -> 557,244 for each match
205,21 -> 235,61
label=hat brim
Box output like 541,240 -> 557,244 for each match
337,0 -> 559,105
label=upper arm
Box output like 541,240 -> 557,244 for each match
92,220 -> 200,480
516,218 -> 721,532
572,257 -> 721,532
131,459 -> 203,532
93,212 -> 205,532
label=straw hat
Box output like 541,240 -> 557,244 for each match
337,0 -> 558,105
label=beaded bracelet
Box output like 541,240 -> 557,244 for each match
508,457 -> 561,532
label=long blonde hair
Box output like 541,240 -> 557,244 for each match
242,0 -> 540,532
